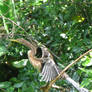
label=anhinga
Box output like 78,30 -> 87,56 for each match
12,38 -> 89,92
15,38 -> 61,82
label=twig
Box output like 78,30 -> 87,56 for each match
46,49 -> 92,92
0,15 -> 25,32
40,84 -> 66,92
5,17 -> 25,31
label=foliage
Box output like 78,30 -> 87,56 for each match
0,0 -> 92,92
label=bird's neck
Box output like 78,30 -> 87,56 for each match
28,50 -> 42,71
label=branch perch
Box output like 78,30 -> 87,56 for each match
46,49 -> 92,92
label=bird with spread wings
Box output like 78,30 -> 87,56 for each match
11,38 -> 89,92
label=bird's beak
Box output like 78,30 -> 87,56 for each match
9,39 -> 22,44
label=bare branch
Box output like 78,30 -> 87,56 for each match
46,49 -> 92,92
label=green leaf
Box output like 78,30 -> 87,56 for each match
25,86 -> 34,92
81,78 -> 92,87
6,87 -> 14,92
13,82 -> 24,88
10,77 -> 19,83
0,45 -> 7,57
12,59 -> 28,68
89,52 -> 92,57
82,56 -> 92,67
0,1 -> 9,17
0,81 -> 11,88
79,68 -> 92,77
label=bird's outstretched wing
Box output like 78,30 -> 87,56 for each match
40,59 -> 61,82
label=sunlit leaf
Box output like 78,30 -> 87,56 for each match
12,59 -> 28,68
0,81 -> 11,88
79,68 -> 92,77
82,57 -> 92,67
81,78 -> 92,87
89,52 -> 92,57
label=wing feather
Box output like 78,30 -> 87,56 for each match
40,59 -> 61,82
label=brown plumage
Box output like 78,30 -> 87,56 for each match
28,45 -> 61,82
28,50 -> 42,71
15,38 -> 61,82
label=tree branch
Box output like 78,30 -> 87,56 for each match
46,49 -> 92,92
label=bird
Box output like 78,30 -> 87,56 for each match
11,38 -> 89,92
14,38 -> 61,82
28,46 -> 61,82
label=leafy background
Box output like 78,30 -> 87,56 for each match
0,0 -> 92,92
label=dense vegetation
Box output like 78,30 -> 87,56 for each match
0,0 -> 92,92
